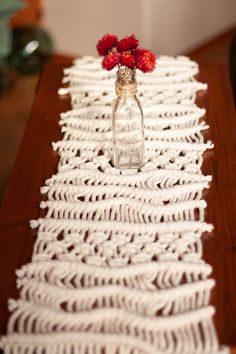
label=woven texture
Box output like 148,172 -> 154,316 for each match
0,56 -> 228,354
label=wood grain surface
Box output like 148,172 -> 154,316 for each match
0,73 -> 39,202
197,63 -> 236,348
0,59 -> 235,352
0,59 -> 70,335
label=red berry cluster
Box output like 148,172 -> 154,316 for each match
96,34 -> 156,73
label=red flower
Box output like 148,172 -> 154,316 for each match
120,52 -> 136,69
102,52 -> 120,71
117,34 -> 139,52
133,48 -> 143,56
96,34 -> 118,56
135,49 -> 156,73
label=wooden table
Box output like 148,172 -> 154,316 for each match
0,58 -> 235,352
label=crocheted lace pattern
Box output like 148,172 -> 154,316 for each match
0,56 -> 228,354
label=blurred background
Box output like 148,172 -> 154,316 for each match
44,0 -> 236,57
0,0 -> 236,203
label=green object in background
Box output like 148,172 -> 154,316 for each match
0,20 -> 12,58
0,0 -> 24,92
8,26 -> 54,74
0,0 -> 24,18
0,0 -> 24,57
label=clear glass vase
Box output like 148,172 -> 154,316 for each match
112,67 -> 145,169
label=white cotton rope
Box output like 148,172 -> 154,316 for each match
0,55 -> 229,354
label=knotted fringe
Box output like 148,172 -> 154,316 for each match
16,260 -> 212,289
17,277 -> 214,315
0,333 -> 228,354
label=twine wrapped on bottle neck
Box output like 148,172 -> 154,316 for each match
115,80 -> 137,97
115,67 -> 137,98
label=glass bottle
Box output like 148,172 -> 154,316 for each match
112,67 -> 144,169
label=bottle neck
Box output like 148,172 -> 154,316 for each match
115,67 -> 137,98
115,81 -> 137,98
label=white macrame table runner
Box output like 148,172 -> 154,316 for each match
0,56 -> 228,354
